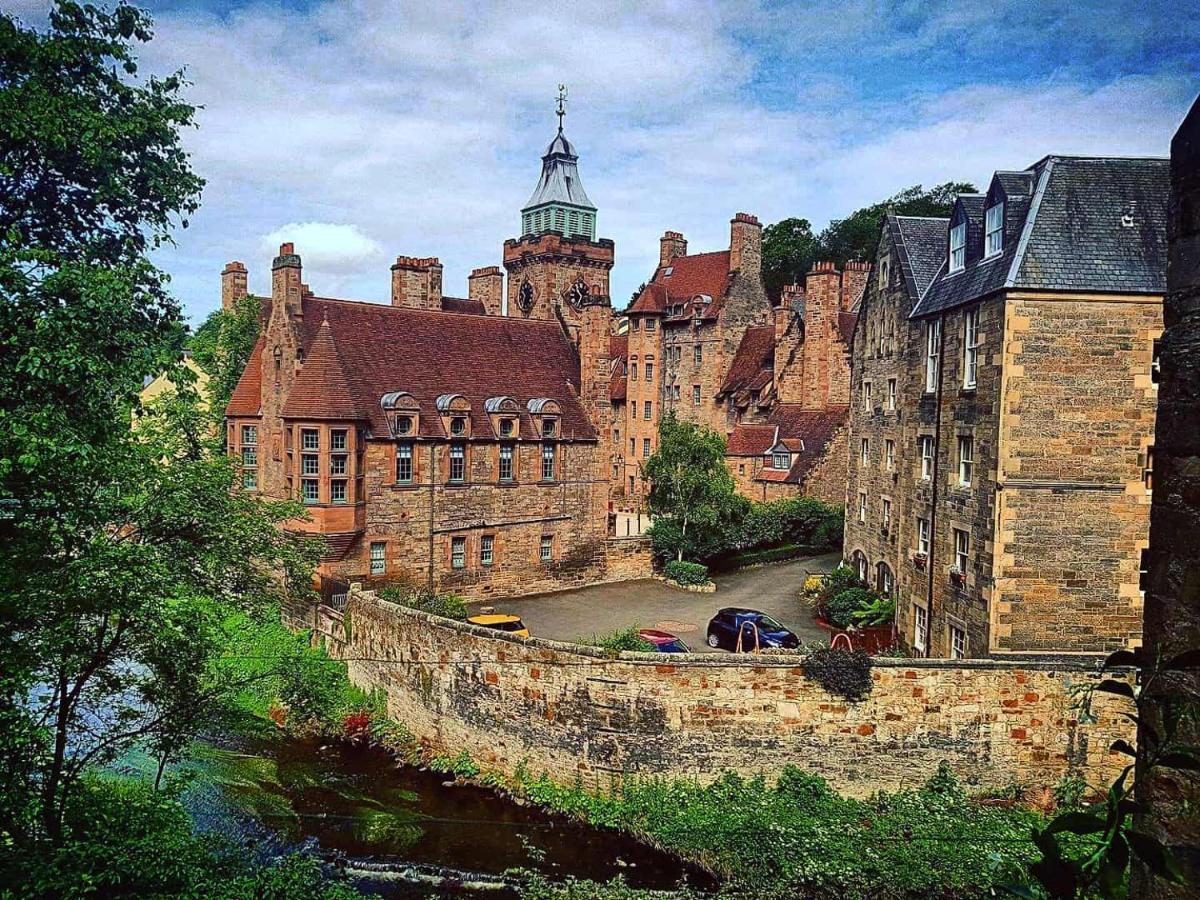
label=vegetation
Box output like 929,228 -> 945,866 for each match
663,559 -> 710,586
761,182 -> 977,300
802,647 -> 874,701
583,625 -> 655,654
378,584 -> 469,620
189,292 -> 263,426
826,587 -> 878,629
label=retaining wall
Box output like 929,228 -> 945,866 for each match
320,587 -> 1133,797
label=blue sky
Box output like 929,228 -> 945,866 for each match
12,0 -> 1199,323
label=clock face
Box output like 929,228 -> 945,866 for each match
566,278 -> 590,309
517,280 -> 535,314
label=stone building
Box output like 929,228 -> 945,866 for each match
844,156 -> 1168,658
613,222 -> 862,502
224,111 -> 650,602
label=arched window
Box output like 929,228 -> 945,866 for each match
876,562 -> 893,597
851,550 -> 868,584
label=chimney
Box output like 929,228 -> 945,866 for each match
271,242 -> 303,321
468,266 -> 504,316
728,213 -> 761,277
659,231 -> 688,268
221,261 -> 248,311
390,256 -> 444,310
842,260 -> 872,311
776,284 -> 802,341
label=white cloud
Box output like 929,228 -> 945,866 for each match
258,222 -> 384,272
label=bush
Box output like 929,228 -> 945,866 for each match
821,564 -> 864,601
849,594 -> 895,626
825,587 -> 876,629
664,560 -> 709,586
378,585 -> 467,620
584,626 -> 655,654
802,647 -> 873,701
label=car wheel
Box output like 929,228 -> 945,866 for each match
706,632 -> 720,649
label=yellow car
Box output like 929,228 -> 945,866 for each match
467,613 -> 530,638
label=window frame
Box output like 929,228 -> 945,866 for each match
541,443 -> 556,481
949,221 -> 966,272
885,439 -> 895,471
860,438 -> 869,467
857,492 -> 867,523
499,443 -> 515,482
369,541 -> 386,576
887,377 -> 897,411
913,604 -> 929,654
963,308 -> 980,389
480,534 -> 494,566
540,534 -> 554,562
451,535 -> 466,569
920,436 -> 934,480
301,428 -> 320,451
773,450 -> 790,470
950,624 -> 968,659
396,442 -> 414,484
330,479 -> 348,504
984,202 -> 1004,257
917,517 -> 930,555
953,527 -> 970,574
449,442 -> 467,483
925,320 -> 941,392
958,436 -> 974,487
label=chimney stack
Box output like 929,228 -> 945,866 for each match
271,242 -> 303,321
776,284 -> 803,341
659,231 -> 688,268
221,261 -> 248,311
842,260 -> 872,311
728,213 -> 761,277
468,266 -> 504,316
390,256 -> 444,310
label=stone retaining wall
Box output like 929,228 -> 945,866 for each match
321,587 -> 1133,797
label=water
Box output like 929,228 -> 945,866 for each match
136,732 -> 714,897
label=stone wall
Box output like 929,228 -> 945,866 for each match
322,588 -> 1133,798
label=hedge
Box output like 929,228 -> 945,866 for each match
664,559 -> 710,586
825,588 -> 877,629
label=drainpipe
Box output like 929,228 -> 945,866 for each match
427,443 -> 436,591
923,314 -> 946,659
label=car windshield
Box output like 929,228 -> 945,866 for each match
491,619 -> 526,632
661,640 -> 688,652
756,615 -> 786,632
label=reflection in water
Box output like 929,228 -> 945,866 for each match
124,734 -> 713,897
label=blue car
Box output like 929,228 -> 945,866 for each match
705,608 -> 800,653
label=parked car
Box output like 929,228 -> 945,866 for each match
705,608 -> 800,652
638,628 -> 691,653
467,613 -> 530,638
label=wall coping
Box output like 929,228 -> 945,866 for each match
343,590 -> 1116,674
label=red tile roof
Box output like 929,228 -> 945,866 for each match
757,403 -> 849,485
726,423 -> 775,456
629,251 -> 731,316
609,332 -> 628,360
838,311 -> 858,347
719,325 -> 775,396
441,296 -> 487,315
227,295 -> 596,441
609,374 -> 627,402
227,337 -> 265,416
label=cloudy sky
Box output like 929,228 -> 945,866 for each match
13,0 -> 1199,324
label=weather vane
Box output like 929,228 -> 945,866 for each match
556,84 -> 567,132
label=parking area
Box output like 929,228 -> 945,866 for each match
493,552 -> 841,653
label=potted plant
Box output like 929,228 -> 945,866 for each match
912,551 -> 928,571
949,567 -> 967,588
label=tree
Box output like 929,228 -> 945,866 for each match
643,413 -> 741,562
190,292 -> 263,425
762,217 -> 820,302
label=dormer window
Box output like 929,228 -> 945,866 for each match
499,418 -> 515,438
773,451 -> 790,470
450,416 -> 467,436
542,418 -> 557,438
985,203 -> 1004,257
396,416 -> 413,435
949,221 -> 966,273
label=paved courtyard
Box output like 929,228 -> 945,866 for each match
493,552 -> 842,653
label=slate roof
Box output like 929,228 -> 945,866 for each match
226,295 -> 596,442
719,325 -> 775,396
628,250 -> 732,317
888,216 -> 950,301
910,156 -> 1169,318
523,129 -> 595,211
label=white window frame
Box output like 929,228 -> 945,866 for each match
920,436 -> 934,480
917,517 -> 930,555
881,497 -> 891,530
451,536 -> 466,569
541,443 -> 556,481
396,442 -> 414,483
540,534 -> 553,562
885,439 -> 895,471
887,378 -> 897,411
773,451 -> 790,470
862,380 -> 872,411
985,203 -> 1004,257
958,436 -> 973,486
449,443 -> 466,483
963,308 -> 979,389
860,438 -> 869,467
370,541 -> 386,575
949,221 -> 966,272
858,492 -> 867,523
925,320 -> 941,392
913,604 -> 928,654
950,624 -> 968,660
499,443 -> 514,482
954,528 -> 970,574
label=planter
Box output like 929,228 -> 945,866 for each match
655,575 -> 716,593
814,617 -> 899,654
949,570 -> 967,589
912,553 -> 928,571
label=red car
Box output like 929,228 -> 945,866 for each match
638,629 -> 691,653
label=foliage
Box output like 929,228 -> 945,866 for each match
584,626 -> 655,654
664,559 -> 709,586
760,183 -> 975,301
643,412 -> 740,562
519,764 -> 1044,898
729,496 -> 843,553
429,750 -> 481,779
518,873 -> 694,899
189,292 -> 263,425
1021,648 -> 1198,898
802,647 -> 874,701
378,584 -> 468,620
822,564 -> 865,599
826,588 -> 878,629
850,594 -> 896,627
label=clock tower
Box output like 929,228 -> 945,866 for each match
503,86 -> 614,324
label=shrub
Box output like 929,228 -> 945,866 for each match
664,559 -> 709,586
584,626 -> 655,654
821,564 -> 864,601
802,647 -> 873,701
379,585 -> 467,620
850,594 -> 895,626
825,587 -> 876,629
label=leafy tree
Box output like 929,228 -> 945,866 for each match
643,413 -> 740,562
190,292 -> 263,424
761,217 -> 820,302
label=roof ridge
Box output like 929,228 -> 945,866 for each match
305,295 -> 564,328
1005,158 -> 1055,289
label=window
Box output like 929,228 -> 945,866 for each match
963,308 -> 979,389
301,453 -> 319,476
985,202 -> 1004,256
1152,339 -> 1161,385
300,428 -> 319,451
630,362 -> 638,380
330,453 -> 347,476
773,451 -> 790,470
917,517 -> 930,555
738,463 -> 745,475
450,417 -> 467,436
540,534 -> 553,562
853,551 -> 868,583
644,401 -> 652,420
693,345 -> 702,365
542,418 -> 557,438
950,625 -> 968,659
396,442 -> 413,483
330,479 -> 347,503
672,384 -> 681,402
885,439 -> 895,470
1143,446 -> 1154,492
913,605 -> 928,654
876,563 -> 893,597
925,320 -> 941,391
241,445 -> 257,472
645,318 -> 656,333
301,478 -> 318,503
879,257 -> 889,288
953,528 -> 970,574
499,418 -> 515,438
242,425 -> 258,445
242,467 -> 257,490
331,429 -> 347,451
862,380 -> 872,411
480,535 -> 494,566
860,438 -> 869,466
613,427 -> 620,444
370,541 -> 386,575
451,536 -> 466,569
541,443 -> 556,481
949,221 -> 966,272
395,415 -> 413,436
692,385 -> 701,405
881,497 -> 892,530
645,361 -> 654,381
887,378 -> 897,411
499,444 -> 514,481
858,492 -> 867,523
958,436 -> 973,486
920,436 -> 934,479
449,443 -> 466,483
632,318 -> 641,332
642,438 -> 651,458
1140,548 -> 1150,594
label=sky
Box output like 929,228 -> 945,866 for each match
11,0 -> 1200,324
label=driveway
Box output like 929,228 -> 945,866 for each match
493,552 -> 841,653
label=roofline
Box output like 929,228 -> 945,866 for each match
306,294 -> 567,329
892,214 -> 951,222
1025,153 -> 1170,167
521,199 -> 597,214
1005,158 -> 1055,288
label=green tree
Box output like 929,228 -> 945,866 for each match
762,216 -> 820,302
643,413 -> 740,562
190,292 -> 263,424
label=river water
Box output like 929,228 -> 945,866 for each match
126,732 -> 714,897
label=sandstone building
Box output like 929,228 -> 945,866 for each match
844,156 -> 1168,658
224,111 -> 648,601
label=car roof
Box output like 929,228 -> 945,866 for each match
468,614 -> 523,625
638,628 -> 680,642
718,607 -> 763,617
